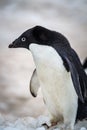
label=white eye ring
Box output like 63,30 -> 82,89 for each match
21,37 -> 26,42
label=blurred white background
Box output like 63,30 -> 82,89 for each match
0,0 -> 87,118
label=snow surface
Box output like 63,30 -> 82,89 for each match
0,114 -> 87,130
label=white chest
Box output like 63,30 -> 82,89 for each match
29,43 -> 78,119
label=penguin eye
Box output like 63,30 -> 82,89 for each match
21,37 -> 26,42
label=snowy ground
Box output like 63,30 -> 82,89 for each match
0,0 -> 87,130
0,114 -> 87,130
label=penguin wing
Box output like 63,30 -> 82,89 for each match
30,69 -> 40,97
60,48 -> 87,103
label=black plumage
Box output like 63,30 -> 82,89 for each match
83,58 -> 87,69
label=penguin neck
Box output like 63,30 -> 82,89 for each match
29,43 -> 63,68
29,43 -> 66,78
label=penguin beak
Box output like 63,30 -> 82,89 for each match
8,39 -> 20,48
8,39 -> 29,49
8,42 -> 15,48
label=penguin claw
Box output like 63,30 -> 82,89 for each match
51,121 -> 58,126
42,122 -> 57,129
42,123 -> 50,129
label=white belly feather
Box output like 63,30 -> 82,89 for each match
29,43 -> 78,124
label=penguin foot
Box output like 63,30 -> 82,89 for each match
42,121 -> 58,129
51,121 -> 58,126
42,123 -> 50,129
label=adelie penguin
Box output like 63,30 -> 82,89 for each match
9,26 -> 87,130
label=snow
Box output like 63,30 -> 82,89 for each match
80,127 -> 87,130
0,114 -> 87,130
36,127 -> 45,130
4,128 -> 19,130
0,114 -> 50,130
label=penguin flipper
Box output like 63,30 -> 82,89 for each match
30,69 -> 40,97
59,48 -> 87,103
63,55 -> 84,103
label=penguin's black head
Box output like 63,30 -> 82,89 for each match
8,25 -> 70,49
9,26 -> 54,49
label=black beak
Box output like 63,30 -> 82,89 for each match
8,38 -> 29,49
8,43 -> 14,48
8,39 -> 19,48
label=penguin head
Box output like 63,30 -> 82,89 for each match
9,25 -> 70,50
9,26 -> 55,49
